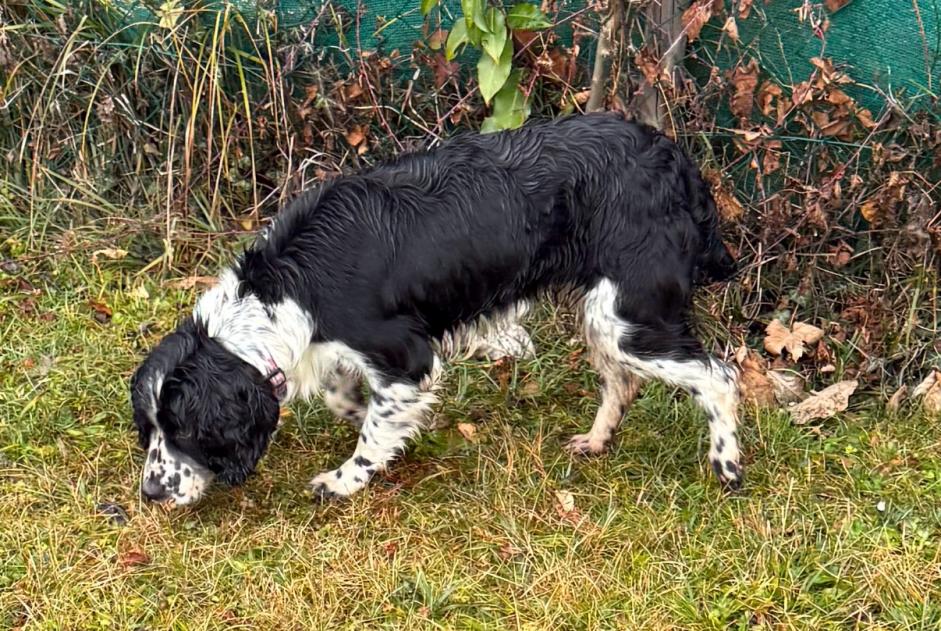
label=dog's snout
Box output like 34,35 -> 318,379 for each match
141,476 -> 169,502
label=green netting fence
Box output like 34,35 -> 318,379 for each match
110,0 -> 939,111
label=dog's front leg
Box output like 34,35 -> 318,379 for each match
309,379 -> 437,501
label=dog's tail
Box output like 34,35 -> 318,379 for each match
688,166 -> 737,284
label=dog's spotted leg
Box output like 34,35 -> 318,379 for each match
565,368 -> 642,456
322,366 -> 367,428
309,370 -> 439,501
581,279 -> 743,489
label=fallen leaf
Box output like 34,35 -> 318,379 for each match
737,349 -> 776,407
728,59 -> 759,120
859,200 -> 881,224
554,490 -> 575,513
345,125 -> 365,148
767,370 -> 806,404
737,0 -> 753,19
764,320 -> 824,361
91,248 -> 128,264
790,380 -> 858,424
912,370 -> 941,414
165,276 -> 217,290
239,217 -> 255,231
456,422 -> 478,441
345,82 -> 364,101
714,186 -> 745,221
89,300 -> 113,323
118,547 -> 150,568
886,384 -> 907,412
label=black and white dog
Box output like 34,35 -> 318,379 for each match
131,113 -> 742,507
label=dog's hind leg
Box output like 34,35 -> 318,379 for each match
580,278 -> 742,489
323,366 -> 367,428
565,310 -> 643,455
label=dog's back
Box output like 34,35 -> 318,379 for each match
240,113 -> 734,342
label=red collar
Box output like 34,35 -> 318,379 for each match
264,358 -> 287,401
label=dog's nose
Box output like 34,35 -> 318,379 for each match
141,476 -> 169,502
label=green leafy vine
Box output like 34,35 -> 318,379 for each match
421,1 -> 553,132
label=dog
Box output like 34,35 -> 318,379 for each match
130,112 -> 742,507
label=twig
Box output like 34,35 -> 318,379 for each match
587,0 -> 622,112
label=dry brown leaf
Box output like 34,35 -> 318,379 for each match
118,548 -> 151,569
856,108 -> 877,128
714,186 -> 745,221
737,349 -> 776,407
859,200 -> 881,224
554,490 -> 575,513
88,299 -> 112,323
764,320 -> 824,361
767,370 -> 806,404
886,384 -> 907,412
737,0 -> 753,19
633,47 -> 661,85
165,275 -> 217,290
912,370 -> 941,414
345,125 -> 366,148
728,59 -> 759,120
791,81 -> 814,107
757,81 -> 783,117
791,380 -> 858,424
456,422 -> 478,441
722,16 -> 739,42
824,0 -> 853,12
681,0 -> 720,43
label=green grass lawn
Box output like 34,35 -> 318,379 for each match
2,255 -> 940,630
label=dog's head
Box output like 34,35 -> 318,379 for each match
130,318 -> 281,506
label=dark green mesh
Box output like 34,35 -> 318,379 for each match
113,1 -> 939,108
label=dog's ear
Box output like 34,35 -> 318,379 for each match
189,349 -> 280,485
130,319 -> 200,447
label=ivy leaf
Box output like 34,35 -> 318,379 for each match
477,37 -> 514,104
462,0 -> 490,33
481,70 -> 530,132
506,3 -> 552,30
482,8 -> 508,61
446,19 -> 470,61
420,0 -> 437,17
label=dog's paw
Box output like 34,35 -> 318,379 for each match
308,468 -> 365,502
710,457 -> 743,492
563,433 -> 610,457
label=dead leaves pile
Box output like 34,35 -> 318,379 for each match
736,319 -> 861,424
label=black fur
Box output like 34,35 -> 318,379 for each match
238,112 -> 732,375
130,112 -> 736,499
131,319 -> 280,486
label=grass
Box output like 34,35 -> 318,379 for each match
2,248 -> 941,630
